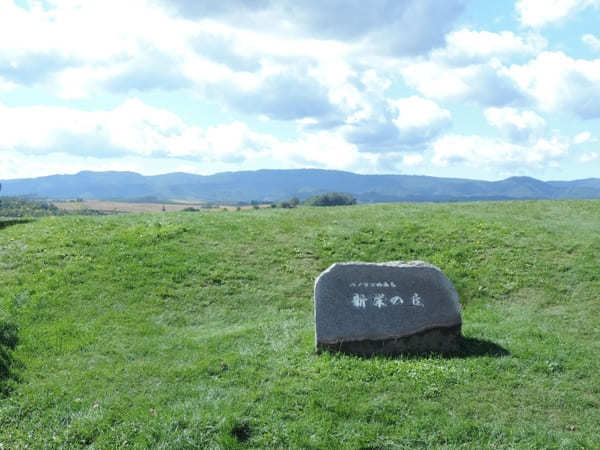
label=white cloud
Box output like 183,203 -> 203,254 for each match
401,58 -> 522,106
0,0 -> 470,144
0,97 -> 457,179
210,69 -> 338,121
516,0 -> 600,27
390,97 -> 451,130
484,107 -> 546,143
432,134 -> 570,169
0,76 -> 17,92
0,0 -> 183,78
573,131 -> 592,144
439,29 -> 546,64
404,49 -> 600,118
0,99 -> 391,178
582,33 -> 600,51
402,153 -> 425,167
0,99 -> 267,160
507,51 -> 600,118
1,1 -> 598,181
579,151 -> 599,162
162,0 -> 467,57
338,95 -> 451,153
399,28 -> 544,105
0,150 -> 191,180
0,1 -> 463,101
389,96 -> 451,143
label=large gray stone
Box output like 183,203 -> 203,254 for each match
314,261 -> 462,355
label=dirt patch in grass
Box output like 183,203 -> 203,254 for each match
55,200 -> 270,214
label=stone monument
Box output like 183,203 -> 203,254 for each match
314,261 -> 462,355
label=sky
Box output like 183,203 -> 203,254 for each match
1,0 -> 600,181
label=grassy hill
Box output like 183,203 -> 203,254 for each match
1,201 -> 599,448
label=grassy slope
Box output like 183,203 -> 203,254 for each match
0,201 -> 599,449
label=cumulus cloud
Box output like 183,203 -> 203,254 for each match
516,0 -> 600,27
402,59 -> 523,106
402,153 -> 425,167
157,0 -> 272,20
367,151 -> 426,173
340,95 -> 451,153
0,99 -> 395,178
573,131 -> 592,144
403,27 -> 546,101
0,76 -> 16,92
3,0 -> 597,181
162,0 -> 467,56
190,32 -> 262,73
342,119 -> 400,153
507,51 -> 600,119
0,96 -> 451,180
0,0 -> 468,146
484,107 -> 546,143
399,28 -> 545,106
582,33 -> 600,51
0,103 -> 120,157
389,96 -> 451,144
0,52 -> 74,85
211,70 -> 337,121
437,29 -> 546,65
403,46 -> 600,119
579,151 -> 599,162
0,0 -> 197,96
0,99 -> 253,159
325,0 -> 467,56
103,50 -> 193,93
431,134 -> 570,169
0,0 -> 467,96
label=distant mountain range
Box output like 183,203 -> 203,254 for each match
2,169 -> 600,203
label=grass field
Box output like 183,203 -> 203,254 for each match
1,201 -> 599,448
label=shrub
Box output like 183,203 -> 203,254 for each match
304,192 -> 357,207
0,197 -> 63,217
277,197 -> 301,209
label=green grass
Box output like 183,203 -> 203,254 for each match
1,201 -> 599,448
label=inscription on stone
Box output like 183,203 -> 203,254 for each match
314,261 -> 462,355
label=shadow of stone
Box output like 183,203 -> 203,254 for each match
318,335 -> 509,359
0,218 -> 32,230
454,336 -> 510,358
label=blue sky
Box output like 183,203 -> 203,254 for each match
1,0 -> 600,181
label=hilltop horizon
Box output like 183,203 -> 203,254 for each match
2,168 -> 600,204
4,167 -> 600,183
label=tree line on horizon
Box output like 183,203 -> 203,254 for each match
278,192 -> 357,208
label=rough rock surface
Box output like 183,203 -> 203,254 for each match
314,261 -> 462,355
